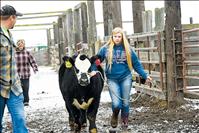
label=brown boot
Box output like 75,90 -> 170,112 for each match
111,109 -> 120,128
121,115 -> 129,129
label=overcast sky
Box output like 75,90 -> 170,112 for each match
1,1 -> 199,47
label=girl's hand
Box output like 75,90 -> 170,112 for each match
146,76 -> 152,84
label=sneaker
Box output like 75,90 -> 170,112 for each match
110,109 -> 119,128
24,102 -> 29,106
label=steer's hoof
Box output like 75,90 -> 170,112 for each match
74,123 -> 81,132
82,122 -> 87,128
90,128 -> 97,133
69,122 -> 75,131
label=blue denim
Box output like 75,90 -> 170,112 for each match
0,91 -> 28,133
107,74 -> 132,117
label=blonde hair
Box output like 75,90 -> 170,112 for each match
17,39 -> 25,46
107,27 -> 133,70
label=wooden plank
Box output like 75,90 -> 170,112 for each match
185,76 -> 199,80
18,14 -> 63,20
183,44 -> 199,48
182,28 -> 199,33
128,32 -> 159,39
23,10 -> 65,16
136,51 -> 166,62
140,61 -> 160,64
15,23 -> 53,27
186,86 -> 199,89
134,83 -> 166,100
134,47 -> 158,51
184,61 -> 199,64
184,90 -> 199,99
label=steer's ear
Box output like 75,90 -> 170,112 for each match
90,55 -> 101,65
62,56 -> 74,66
62,56 -> 68,61
68,57 -> 75,66
90,55 -> 102,64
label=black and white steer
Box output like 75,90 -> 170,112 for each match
58,54 -> 104,133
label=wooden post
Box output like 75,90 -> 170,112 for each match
58,17 -> 64,64
87,0 -> 97,56
142,10 -> 152,33
142,11 -> 147,33
132,0 -> 145,33
146,10 -> 152,32
62,14 -> 68,56
80,3 -> 88,44
73,6 -> 81,49
111,0 -> 122,28
53,22 -> 60,67
164,0 -> 184,107
189,17 -> 193,24
74,2 -> 88,54
46,29 -> 51,65
103,0 -> 112,36
65,9 -> 74,56
155,8 -> 165,31
103,0 -> 122,36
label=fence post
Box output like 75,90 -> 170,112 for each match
142,10 -> 152,33
64,9 -> 74,56
87,1 -> 97,56
165,1 -> 184,106
154,7 -> 165,31
46,29 -> 51,65
132,0 -> 145,33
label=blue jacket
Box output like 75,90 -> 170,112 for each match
96,44 -> 148,80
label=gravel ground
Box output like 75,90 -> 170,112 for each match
2,66 -> 199,133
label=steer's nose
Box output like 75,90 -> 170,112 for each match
79,73 -> 90,86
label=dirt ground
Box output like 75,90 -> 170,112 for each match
2,67 -> 199,132
2,93 -> 199,133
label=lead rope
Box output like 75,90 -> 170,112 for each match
95,70 -> 151,103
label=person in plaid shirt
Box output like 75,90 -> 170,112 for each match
0,5 -> 28,133
15,39 -> 38,106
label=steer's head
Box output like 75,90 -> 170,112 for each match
62,54 -> 102,87
75,54 -> 91,86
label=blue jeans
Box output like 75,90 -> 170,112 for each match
107,74 -> 132,117
0,91 -> 28,133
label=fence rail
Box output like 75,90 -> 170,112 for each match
182,28 -> 199,95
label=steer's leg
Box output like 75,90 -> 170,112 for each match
87,97 -> 101,133
64,97 -> 76,131
80,109 -> 87,127
73,107 -> 82,132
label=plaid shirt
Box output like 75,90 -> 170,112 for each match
15,49 -> 38,79
0,27 -> 23,98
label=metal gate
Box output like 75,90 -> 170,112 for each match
182,28 -> 199,95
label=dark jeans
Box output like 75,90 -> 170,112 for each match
20,78 -> 30,103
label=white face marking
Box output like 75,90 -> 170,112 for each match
75,54 -> 91,73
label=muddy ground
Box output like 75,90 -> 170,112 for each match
2,67 -> 199,133
3,93 -> 199,133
